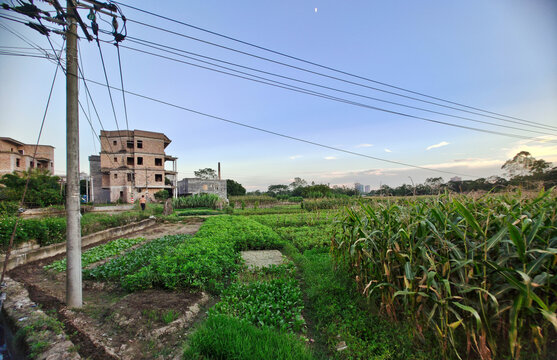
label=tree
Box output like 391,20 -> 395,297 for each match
194,168 -> 217,180
226,179 -> 246,196
267,184 -> 290,197
425,177 -> 444,194
0,169 -> 63,207
501,151 -> 551,178
289,177 -> 307,190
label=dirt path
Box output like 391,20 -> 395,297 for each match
8,220 -> 212,360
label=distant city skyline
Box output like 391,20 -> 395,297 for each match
1,0 -> 556,191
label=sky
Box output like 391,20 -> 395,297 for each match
1,0 -> 556,191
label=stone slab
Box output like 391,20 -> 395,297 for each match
241,250 -> 284,268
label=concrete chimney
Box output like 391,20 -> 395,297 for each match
218,162 -> 221,180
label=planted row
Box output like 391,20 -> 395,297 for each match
83,234 -> 188,282
333,190 -> 557,359
44,237 -> 146,272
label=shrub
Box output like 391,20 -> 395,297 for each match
154,190 -> 169,200
0,217 -> 65,249
0,201 -> 20,217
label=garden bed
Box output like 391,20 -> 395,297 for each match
5,220 -> 205,359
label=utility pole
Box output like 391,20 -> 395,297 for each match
1,0 -> 125,309
66,0 -> 82,308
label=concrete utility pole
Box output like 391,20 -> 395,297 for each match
66,0 -> 82,308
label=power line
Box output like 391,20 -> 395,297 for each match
122,36 -> 557,138
95,39 -> 125,144
0,40 -> 62,285
115,43 -> 130,132
82,76 -> 480,178
118,43 -> 556,144
112,1 -> 557,132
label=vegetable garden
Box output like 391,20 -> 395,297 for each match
6,190 -> 555,359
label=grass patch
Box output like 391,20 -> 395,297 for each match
183,314 -> 315,360
285,246 -> 438,360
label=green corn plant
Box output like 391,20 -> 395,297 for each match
332,190 -> 556,359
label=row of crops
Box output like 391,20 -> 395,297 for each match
333,190 -> 557,359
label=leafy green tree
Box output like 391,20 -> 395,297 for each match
194,168 -> 217,179
267,184 -> 290,197
0,169 -> 63,207
289,177 -> 307,190
226,179 -> 246,196
502,151 -> 551,178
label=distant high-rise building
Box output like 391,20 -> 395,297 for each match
355,182 -> 364,194
364,185 -> 371,193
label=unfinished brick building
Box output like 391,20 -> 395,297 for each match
89,130 -> 177,203
0,137 -> 55,176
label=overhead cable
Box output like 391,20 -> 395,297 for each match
112,1 -> 557,132
123,37 -> 557,137
82,76 -> 481,178
119,44 -> 556,144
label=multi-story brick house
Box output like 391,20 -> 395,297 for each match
89,130 -> 177,203
0,137 -> 55,176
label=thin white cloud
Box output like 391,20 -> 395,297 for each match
324,156 -> 337,160
384,148 -> 392,153
289,155 -> 302,160
356,143 -> 373,148
426,141 -> 450,150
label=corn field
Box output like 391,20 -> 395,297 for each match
332,190 -> 557,359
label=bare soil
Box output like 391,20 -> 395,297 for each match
8,220 -> 213,360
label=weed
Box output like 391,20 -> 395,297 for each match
162,309 -> 180,324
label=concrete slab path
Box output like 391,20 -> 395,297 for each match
241,250 -> 284,268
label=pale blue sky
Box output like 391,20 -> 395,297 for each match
1,0 -> 556,190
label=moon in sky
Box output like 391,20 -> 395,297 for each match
315,7 -> 318,13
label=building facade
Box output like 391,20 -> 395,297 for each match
89,130 -> 177,203
0,137 -> 54,176
177,178 -> 227,199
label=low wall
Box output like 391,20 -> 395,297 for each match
0,218 -> 156,271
